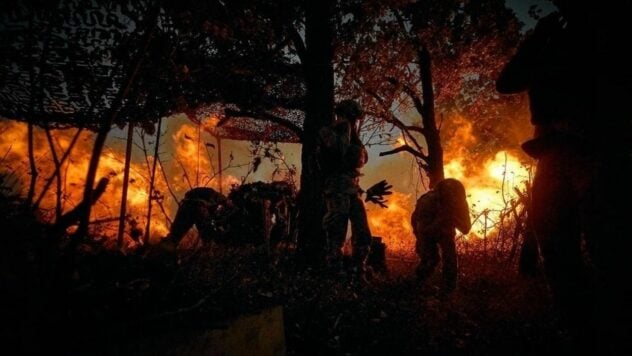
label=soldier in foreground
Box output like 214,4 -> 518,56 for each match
318,100 -> 389,277
496,1 -> 632,352
412,178 -> 471,292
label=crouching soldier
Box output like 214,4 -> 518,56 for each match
165,187 -> 228,246
412,178 -> 471,292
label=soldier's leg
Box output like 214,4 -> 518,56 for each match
416,236 -> 439,282
438,233 -> 458,292
519,227 -> 539,277
349,194 -> 372,267
530,152 -> 593,344
323,193 -> 350,267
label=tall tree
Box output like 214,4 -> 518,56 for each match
1,0 -> 526,256
295,0 -> 335,260
336,0 -> 525,188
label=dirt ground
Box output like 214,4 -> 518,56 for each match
1,224 -> 570,355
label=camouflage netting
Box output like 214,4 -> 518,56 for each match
0,0 -> 304,142
195,105 -> 302,143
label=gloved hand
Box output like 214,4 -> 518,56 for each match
364,180 -> 393,208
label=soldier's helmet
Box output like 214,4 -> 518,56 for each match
335,99 -> 364,121
437,178 -> 466,205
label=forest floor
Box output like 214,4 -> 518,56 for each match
1,245 -> 569,354
0,199 -> 570,355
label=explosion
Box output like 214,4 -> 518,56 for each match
1,108 -> 531,255
366,191 -> 416,255
0,118 -> 239,247
365,114 -> 533,256
445,150 -> 531,239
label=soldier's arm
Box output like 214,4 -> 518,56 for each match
319,126 -> 337,149
453,199 -> 472,235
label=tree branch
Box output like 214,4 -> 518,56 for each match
386,77 -> 426,125
366,89 -> 424,151
379,144 -> 428,161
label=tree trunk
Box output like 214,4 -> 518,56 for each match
418,48 -> 444,188
297,0 -> 335,262
117,122 -> 135,248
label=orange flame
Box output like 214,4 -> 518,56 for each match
446,150 -> 531,240
0,118 -> 240,247
366,113 -> 532,255
366,191 -> 416,256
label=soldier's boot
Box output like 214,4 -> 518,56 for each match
325,243 -> 344,276
349,246 -> 372,283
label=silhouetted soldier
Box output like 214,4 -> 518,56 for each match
497,1 -> 632,353
318,99 -> 372,276
412,178 -> 471,292
166,187 -> 228,245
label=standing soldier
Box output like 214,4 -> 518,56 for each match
496,2 -> 632,352
412,178 -> 471,292
318,99 -> 372,276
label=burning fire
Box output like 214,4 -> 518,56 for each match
1,110 -> 531,254
445,150 -> 531,239
365,114 -> 532,255
0,118 -> 238,247
366,191 -> 416,255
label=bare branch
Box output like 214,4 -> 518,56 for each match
379,144 -> 427,161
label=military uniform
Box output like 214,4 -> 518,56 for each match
412,179 -> 471,292
319,118 -> 372,270
167,187 -> 227,244
497,6 -> 632,352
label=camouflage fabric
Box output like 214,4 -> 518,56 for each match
318,118 -> 371,268
166,182 -> 297,247
322,192 -> 372,261
412,179 -> 471,291
166,187 -> 227,244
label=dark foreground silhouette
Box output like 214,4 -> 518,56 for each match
1,193 -> 573,356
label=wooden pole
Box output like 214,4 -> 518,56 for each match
117,122 -> 135,248
144,117 -> 162,244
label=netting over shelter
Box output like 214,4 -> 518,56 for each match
0,1 -> 151,130
195,105 -> 302,143
0,0 -> 306,143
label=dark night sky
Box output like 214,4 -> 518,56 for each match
506,0 -> 556,30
